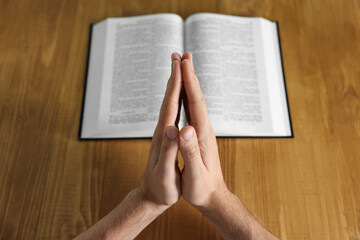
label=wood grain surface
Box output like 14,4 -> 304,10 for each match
0,0 -> 359,239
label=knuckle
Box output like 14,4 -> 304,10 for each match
187,144 -> 200,158
165,99 -> 178,109
152,128 -> 163,145
153,126 -> 162,137
161,95 -> 178,111
189,95 -> 205,105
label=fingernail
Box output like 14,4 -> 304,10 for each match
182,128 -> 193,141
181,59 -> 189,66
166,127 -> 177,140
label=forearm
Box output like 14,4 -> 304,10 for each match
198,189 -> 278,240
75,188 -> 167,240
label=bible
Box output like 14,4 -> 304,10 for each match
79,13 -> 293,139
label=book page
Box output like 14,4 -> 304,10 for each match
260,19 -> 292,136
185,13 -> 273,135
92,14 -> 184,138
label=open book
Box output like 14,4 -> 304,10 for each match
79,13 -> 293,139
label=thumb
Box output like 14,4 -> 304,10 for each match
179,126 -> 203,174
157,126 -> 179,171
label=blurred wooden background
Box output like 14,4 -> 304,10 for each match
0,0 -> 359,239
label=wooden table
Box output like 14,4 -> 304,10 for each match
1,0 -> 359,239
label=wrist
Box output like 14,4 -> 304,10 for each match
196,183 -> 232,214
134,186 -> 169,215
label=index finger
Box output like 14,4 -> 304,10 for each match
154,52 -> 182,137
181,53 -> 212,134
150,53 -> 182,167
158,53 -> 182,126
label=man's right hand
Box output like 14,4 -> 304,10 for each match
179,52 -> 278,240
179,52 -> 229,209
